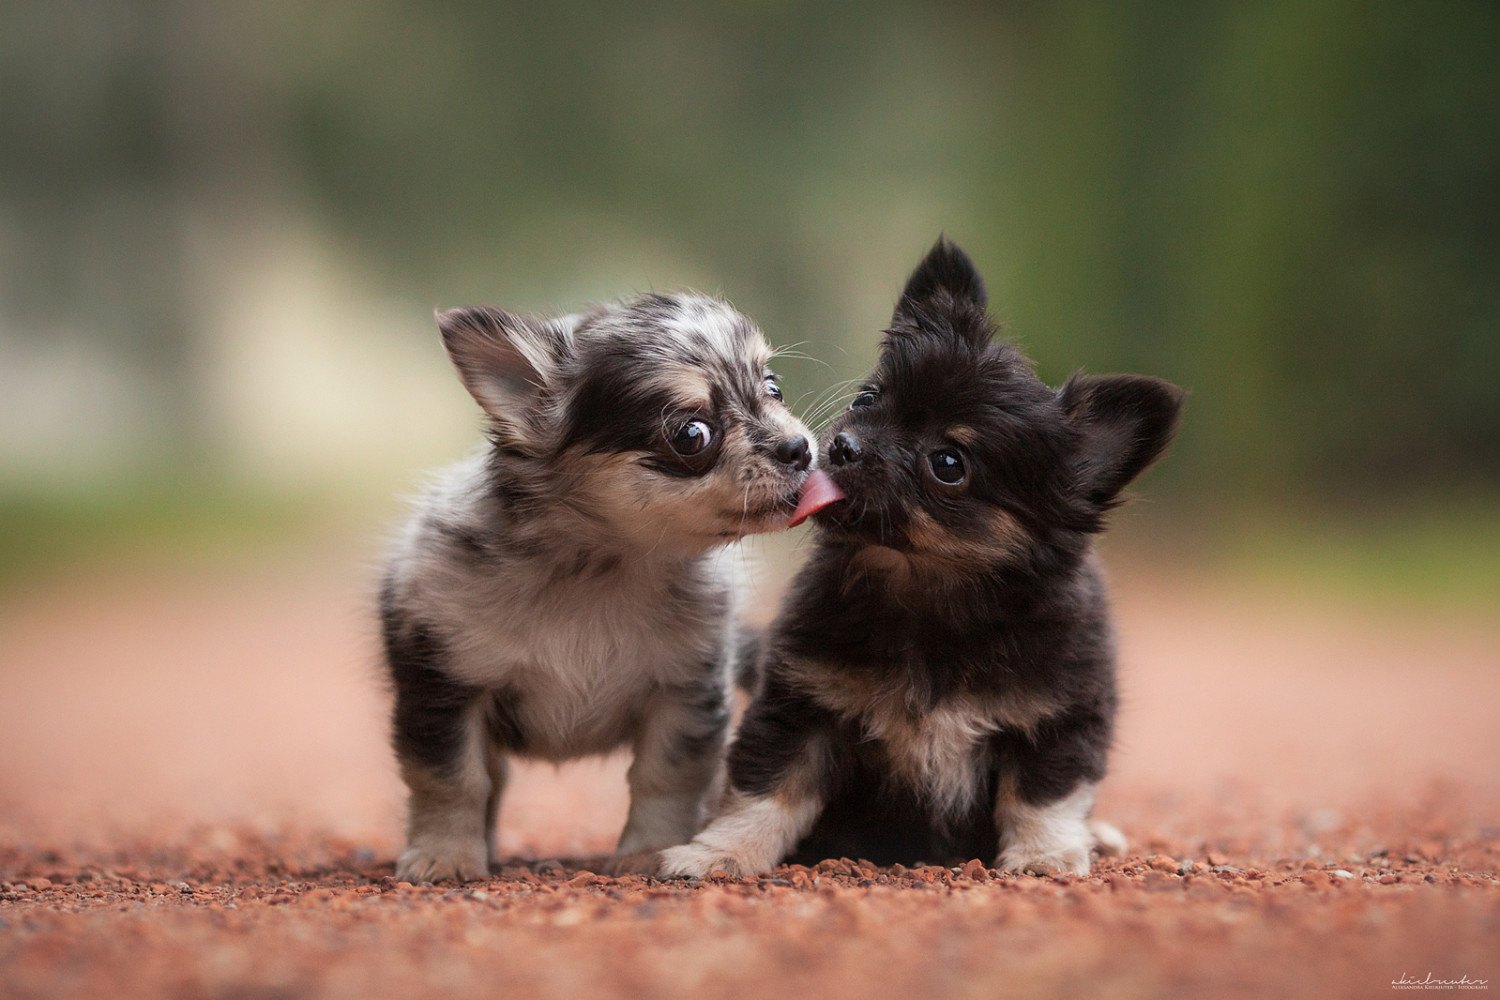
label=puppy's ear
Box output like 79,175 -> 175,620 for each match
437,306 -> 575,451
1060,374 -> 1184,510
893,237 -> 989,321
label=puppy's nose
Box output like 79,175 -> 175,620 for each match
829,431 -> 862,466
774,434 -> 812,471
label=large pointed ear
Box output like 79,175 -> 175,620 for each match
437,306 -> 575,452
1060,373 -> 1185,509
893,237 -> 988,322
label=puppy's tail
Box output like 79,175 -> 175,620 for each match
732,626 -> 765,695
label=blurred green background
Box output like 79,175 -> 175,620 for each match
2,0 -> 1497,602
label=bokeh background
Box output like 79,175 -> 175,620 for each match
5,0 -> 1500,587
1,1 -> 1497,853
3,8 -> 1499,995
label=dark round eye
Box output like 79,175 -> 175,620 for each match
850,388 -> 878,409
765,376 -> 783,401
670,419 -> 714,457
928,449 -> 966,485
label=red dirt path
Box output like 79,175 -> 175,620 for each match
1,549 -> 1497,999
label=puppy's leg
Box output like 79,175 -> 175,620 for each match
1088,817 -> 1127,857
612,679 -> 731,869
482,743 -> 510,867
992,709 -> 1111,877
657,789 -> 822,878
387,621 -> 494,883
658,680 -> 829,878
994,780 -> 1100,877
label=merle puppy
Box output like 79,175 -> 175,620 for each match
660,240 -> 1183,877
381,293 -> 813,882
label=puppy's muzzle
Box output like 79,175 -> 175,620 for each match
774,434 -> 812,471
828,431 -> 863,466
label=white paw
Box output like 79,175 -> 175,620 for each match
995,783 -> 1102,876
395,840 -> 489,883
1089,818 -> 1127,857
996,842 -> 1092,877
657,842 -> 763,879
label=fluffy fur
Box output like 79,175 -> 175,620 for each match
382,292 -> 813,882
660,239 -> 1183,878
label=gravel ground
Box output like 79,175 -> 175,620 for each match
1,551 -> 1497,999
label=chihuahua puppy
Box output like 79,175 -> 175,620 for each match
660,240 -> 1183,878
381,292 -> 813,882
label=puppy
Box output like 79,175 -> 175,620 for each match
660,239 -> 1183,878
381,292 -> 813,882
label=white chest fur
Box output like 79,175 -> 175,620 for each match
858,700 -> 1002,818
407,553 -> 731,758
387,463 -> 739,760
790,659 -> 1060,819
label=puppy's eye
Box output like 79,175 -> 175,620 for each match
928,449 -> 966,485
764,375 -> 783,401
670,419 -> 714,457
850,387 -> 878,409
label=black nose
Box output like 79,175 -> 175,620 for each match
774,434 -> 812,471
829,431 -> 862,466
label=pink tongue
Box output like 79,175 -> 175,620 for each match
789,469 -> 847,527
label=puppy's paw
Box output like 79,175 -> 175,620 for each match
996,784 -> 1102,877
1088,818 -> 1127,857
603,851 -> 664,877
995,842 -> 1092,877
997,815 -> 1095,876
657,842 -> 763,879
395,840 -> 490,883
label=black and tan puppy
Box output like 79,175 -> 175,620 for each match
660,240 -> 1182,877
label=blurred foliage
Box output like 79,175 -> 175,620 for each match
0,480 -> 352,588
2,0 -> 1498,508
1217,501 -> 1500,611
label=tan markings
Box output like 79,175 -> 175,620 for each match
947,425 -> 980,447
904,506 -> 1028,569
844,507 -> 1030,590
770,731 -> 830,806
782,655 -> 1062,783
848,545 -> 914,582
653,363 -> 714,415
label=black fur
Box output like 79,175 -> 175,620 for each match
560,301 -> 771,477
484,686 -> 530,753
380,576 -> 478,776
666,669 -> 734,767
724,238 -> 1183,867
